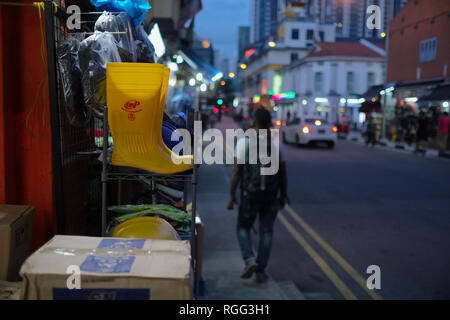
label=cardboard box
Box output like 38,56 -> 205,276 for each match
20,235 -> 192,300
0,205 -> 34,281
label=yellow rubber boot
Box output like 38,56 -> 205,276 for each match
107,63 -> 193,174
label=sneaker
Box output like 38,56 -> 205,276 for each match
255,272 -> 269,284
240,259 -> 258,279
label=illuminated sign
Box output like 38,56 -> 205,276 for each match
273,75 -> 282,94
244,48 -> 256,59
272,91 -> 296,101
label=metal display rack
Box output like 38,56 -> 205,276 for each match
43,1 -> 200,298
101,107 -> 200,296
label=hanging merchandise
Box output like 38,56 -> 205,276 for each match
57,36 -> 92,126
162,121 -> 183,153
90,0 -> 151,27
79,31 -> 122,118
94,12 -> 137,62
132,24 -> 156,63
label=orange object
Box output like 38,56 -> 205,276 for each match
107,63 -> 193,174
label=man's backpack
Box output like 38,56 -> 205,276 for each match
241,134 -> 280,202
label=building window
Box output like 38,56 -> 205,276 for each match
346,72 -> 354,93
290,53 -> 299,63
291,28 -> 299,40
319,31 -> 325,41
367,72 -> 376,88
314,72 -> 324,93
307,30 -> 314,40
420,37 -> 437,62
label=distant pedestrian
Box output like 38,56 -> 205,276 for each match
415,111 -> 428,153
366,117 -> 377,147
437,112 -> 450,152
227,108 -> 287,284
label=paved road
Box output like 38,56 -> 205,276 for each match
197,118 -> 450,300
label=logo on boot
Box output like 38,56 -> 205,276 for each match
121,100 -> 142,121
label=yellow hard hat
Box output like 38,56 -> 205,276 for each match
110,217 -> 180,240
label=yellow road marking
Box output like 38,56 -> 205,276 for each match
285,204 -> 384,300
278,213 -> 358,300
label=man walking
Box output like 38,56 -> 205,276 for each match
438,112 -> 450,153
227,108 -> 287,283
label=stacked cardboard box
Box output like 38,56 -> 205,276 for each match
0,205 -> 34,281
20,235 -> 193,300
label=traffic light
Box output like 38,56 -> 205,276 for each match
217,99 -> 224,106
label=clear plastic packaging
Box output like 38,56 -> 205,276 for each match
57,36 -> 91,126
94,12 -> 136,62
79,31 -> 122,118
132,24 -> 156,63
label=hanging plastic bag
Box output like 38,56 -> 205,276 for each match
132,24 -> 156,63
94,11 -> 136,62
79,31 -> 122,118
57,36 -> 92,126
90,0 -> 151,27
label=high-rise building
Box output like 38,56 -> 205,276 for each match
238,26 -> 250,60
305,0 -> 408,40
250,0 -> 279,43
192,37 -> 215,66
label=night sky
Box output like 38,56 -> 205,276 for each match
195,0 -> 250,61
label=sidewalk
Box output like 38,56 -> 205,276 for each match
343,131 -> 450,159
196,115 -> 306,300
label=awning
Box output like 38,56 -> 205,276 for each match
360,101 -> 382,113
394,78 -> 444,90
362,85 -> 384,100
179,44 -> 223,82
418,84 -> 450,102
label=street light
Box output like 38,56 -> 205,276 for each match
189,78 -> 196,86
228,72 -> 235,78
196,73 -> 203,81
176,55 -> 184,64
200,84 -> 207,92
268,41 -> 276,47
240,64 -> 247,70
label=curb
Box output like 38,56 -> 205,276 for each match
345,135 -> 450,160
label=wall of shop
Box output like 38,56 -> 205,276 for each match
388,0 -> 450,82
0,2 -> 57,250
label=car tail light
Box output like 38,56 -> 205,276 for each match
332,126 -> 338,133
243,115 -> 247,119
302,125 -> 311,134
276,120 -> 281,126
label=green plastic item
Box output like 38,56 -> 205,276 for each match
108,204 -> 191,225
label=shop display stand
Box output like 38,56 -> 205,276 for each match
101,107 -> 200,298
43,2 -> 200,298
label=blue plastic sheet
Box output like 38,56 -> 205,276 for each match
90,0 -> 151,26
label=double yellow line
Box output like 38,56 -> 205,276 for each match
278,204 -> 383,300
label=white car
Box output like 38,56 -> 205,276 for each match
281,118 -> 338,148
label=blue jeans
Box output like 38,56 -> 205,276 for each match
237,197 -> 279,273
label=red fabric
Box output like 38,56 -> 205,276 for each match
439,116 -> 450,134
0,2 -> 57,250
